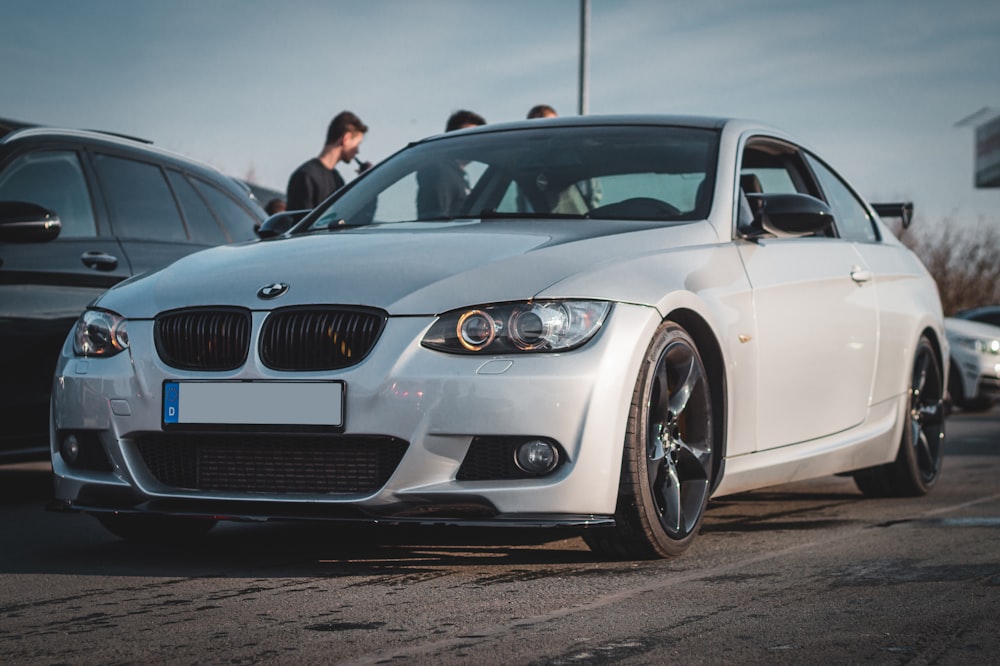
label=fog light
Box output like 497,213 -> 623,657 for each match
61,433 -> 80,464
515,439 -> 559,475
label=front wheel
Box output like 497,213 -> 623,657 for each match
854,335 -> 945,497
584,321 -> 715,559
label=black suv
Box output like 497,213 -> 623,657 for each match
0,122 -> 267,461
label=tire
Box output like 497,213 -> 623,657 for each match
95,513 -> 217,543
584,321 -> 715,559
854,335 -> 945,497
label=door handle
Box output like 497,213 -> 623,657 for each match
81,250 -> 119,271
850,266 -> 872,284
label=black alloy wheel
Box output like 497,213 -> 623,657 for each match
854,334 -> 945,497
585,321 -> 714,559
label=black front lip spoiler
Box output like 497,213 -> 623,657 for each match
47,498 -> 616,529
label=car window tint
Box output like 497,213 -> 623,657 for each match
167,171 -> 228,244
190,178 -> 258,242
805,153 -> 877,242
0,150 -> 97,237
94,154 -> 187,241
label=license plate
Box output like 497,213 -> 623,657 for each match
163,381 -> 344,428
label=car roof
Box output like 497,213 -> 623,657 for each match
0,116 -> 35,139
0,124 -> 256,201
411,114 -> 786,148
3,125 -> 195,163
955,305 -> 1000,318
423,114 -> 752,135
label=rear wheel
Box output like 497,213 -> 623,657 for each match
95,513 -> 217,543
854,335 -> 945,497
585,321 -> 715,559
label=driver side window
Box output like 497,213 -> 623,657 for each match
0,150 -> 97,237
739,139 -> 828,236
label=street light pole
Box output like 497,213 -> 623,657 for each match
578,0 -> 590,115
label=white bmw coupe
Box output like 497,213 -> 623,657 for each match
51,116 -> 947,559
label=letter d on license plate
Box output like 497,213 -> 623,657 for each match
163,381 -> 344,428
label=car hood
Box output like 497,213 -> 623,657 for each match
97,219 -> 720,317
944,317 -> 1000,341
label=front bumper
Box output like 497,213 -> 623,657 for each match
954,350 -> 1000,402
51,303 -> 659,524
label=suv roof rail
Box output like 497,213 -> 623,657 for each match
0,122 -> 152,145
82,129 -> 153,144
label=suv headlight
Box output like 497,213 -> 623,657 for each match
422,300 -> 611,354
74,309 -> 129,357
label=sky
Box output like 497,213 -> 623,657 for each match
4,0 -> 999,228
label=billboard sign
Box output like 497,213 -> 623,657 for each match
975,114 -> 1000,188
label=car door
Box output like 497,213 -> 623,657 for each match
0,146 -> 130,449
803,151 -> 921,408
736,137 -> 878,450
91,151 -> 218,274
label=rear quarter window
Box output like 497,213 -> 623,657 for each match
191,178 -> 260,242
166,170 -> 228,244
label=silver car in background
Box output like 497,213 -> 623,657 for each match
945,306 -> 1000,411
50,116 -> 947,559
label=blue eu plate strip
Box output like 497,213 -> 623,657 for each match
163,381 -> 179,423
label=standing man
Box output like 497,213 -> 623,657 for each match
416,110 -> 486,219
286,111 -> 369,210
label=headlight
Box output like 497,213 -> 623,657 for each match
955,335 -> 1000,354
74,309 -> 129,357
422,300 -> 611,354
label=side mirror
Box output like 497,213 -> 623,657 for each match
255,209 -> 310,239
0,201 -> 62,242
741,193 -> 833,239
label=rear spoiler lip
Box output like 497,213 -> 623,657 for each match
872,202 -> 914,229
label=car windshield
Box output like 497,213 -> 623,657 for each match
307,125 -> 719,231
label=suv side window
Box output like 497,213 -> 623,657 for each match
93,154 -> 188,242
805,153 -> 878,242
166,171 -> 228,244
190,178 -> 259,242
0,150 -> 97,237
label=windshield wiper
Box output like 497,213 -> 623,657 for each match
478,209 -> 590,220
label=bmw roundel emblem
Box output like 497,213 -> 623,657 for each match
257,282 -> 289,299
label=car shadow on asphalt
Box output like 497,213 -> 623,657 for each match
0,462 -> 52,504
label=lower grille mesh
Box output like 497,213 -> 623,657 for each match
135,435 -> 407,494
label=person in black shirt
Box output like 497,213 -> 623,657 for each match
416,110 -> 486,219
286,111 -> 369,210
